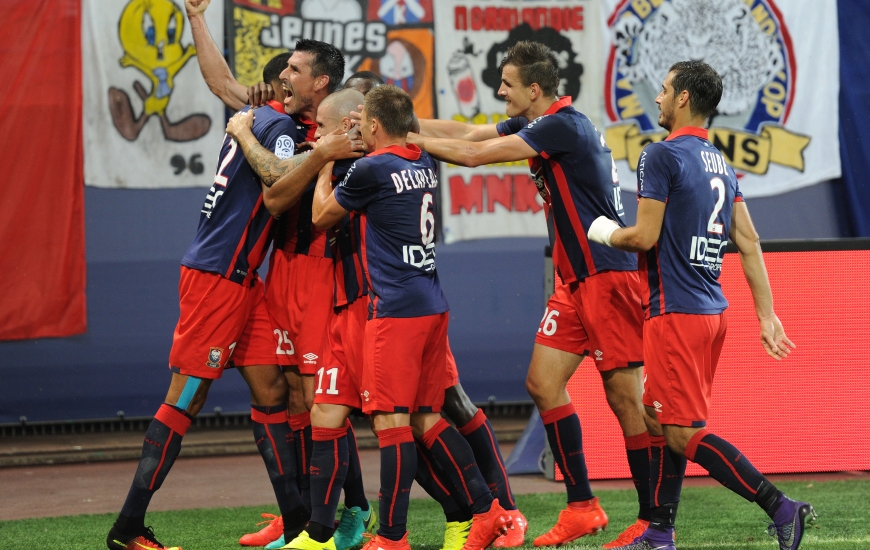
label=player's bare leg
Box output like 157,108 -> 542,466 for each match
600,367 -> 653,548
526,344 -> 608,546
443,384 -> 526,547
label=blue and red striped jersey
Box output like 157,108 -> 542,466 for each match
636,126 -> 744,318
181,102 -> 296,284
333,144 -> 448,319
497,97 -> 636,283
272,115 -> 332,258
329,158 -> 368,308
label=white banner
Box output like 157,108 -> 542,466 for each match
602,0 -> 840,198
83,0 -> 226,188
433,0 -> 605,243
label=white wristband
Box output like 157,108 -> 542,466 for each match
587,216 -> 619,247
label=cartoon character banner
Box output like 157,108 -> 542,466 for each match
230,0 -> 435,118
602,0 -> 840,198
83,0 -> 226,188
433,0 -> 606,243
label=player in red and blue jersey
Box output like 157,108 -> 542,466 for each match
106,45 -> 309,550
311,85 -> 512,550
413,41 -> 649,547
588,60 -> 814,550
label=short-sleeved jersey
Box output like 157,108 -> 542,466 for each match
329,158 -> 369,308
272,115 -> 333,258
636,126 -> 744,318
182,102 -> 296,284
497,97 -> 636,283
333,144 -> 448,319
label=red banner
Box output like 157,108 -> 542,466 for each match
566,248 -> 870,479
0,0 -> 86,340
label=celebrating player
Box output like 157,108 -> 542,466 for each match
411,41 -> 650,547
587,60 -> 815,550
105,51 -> 310,550
185,2 -> 367,546
309,85 -> 511,550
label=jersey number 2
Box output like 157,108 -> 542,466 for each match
708,177 -> 725,235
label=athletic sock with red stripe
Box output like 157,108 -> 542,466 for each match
377,427 -> 416,541
290,412 -> 313,513
342,419 -> 370,511
308,426 -> 350,542
457,409 -> 517,511
540,403 -> 593,502
649,435 -> 685,509
647,434 -> 685,534
252,404 -> 308,538
415,441 -> 472,521
421,418 -> 494,515
684,429 -> 765,502
625,432 -> 652,521
119,403 -> 191,520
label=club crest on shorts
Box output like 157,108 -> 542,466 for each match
206,347 -> 223,368
604,0 -> 808,177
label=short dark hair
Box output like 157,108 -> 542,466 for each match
668,61 -> 723,120
344,70 -> 384,95
364,85 -> 415,138
498,41 -> 560,97
294,39 -> 345,93
346,70 -> 384,85
263,51 -> 292,84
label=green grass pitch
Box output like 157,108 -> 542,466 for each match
1,479 -> 868,549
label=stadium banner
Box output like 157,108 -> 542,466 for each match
603,0 -> 841,198
229,0 -> 435,118
433,0 -> 606,243
83,0 -> 227,188
0,0 -> 86,341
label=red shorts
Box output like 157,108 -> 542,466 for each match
642,312 -> 728,427
315,298 -> 368,408
535,270 -> 644,371
265,250 -> 334,374
169,267 -> 276,379
361,312 -> 449,414
445,337 -> 459,389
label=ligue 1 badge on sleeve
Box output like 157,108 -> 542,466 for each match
604,0 -> 808,177
206,347 -> 223,368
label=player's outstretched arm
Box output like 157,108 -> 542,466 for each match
417,118 -> 500,142
311,161 -> 349,229
592,198 -> 666,252
185,0 -> 248,110
730,201 -> 795,360
410,133 -> 535,167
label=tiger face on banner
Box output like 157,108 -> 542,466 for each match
231,0 -> 434,117
603,0 -> 838,198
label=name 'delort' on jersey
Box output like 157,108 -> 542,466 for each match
391,167 -> 438,194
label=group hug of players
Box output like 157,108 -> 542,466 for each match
106,2 -> 817,550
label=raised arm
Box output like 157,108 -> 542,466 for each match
729,201 -> 795,360
185,0 -> 248,110
416,118 -> 501,141
411,133 -> 536,167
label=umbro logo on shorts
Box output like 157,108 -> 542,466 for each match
302,352 -> 319,363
